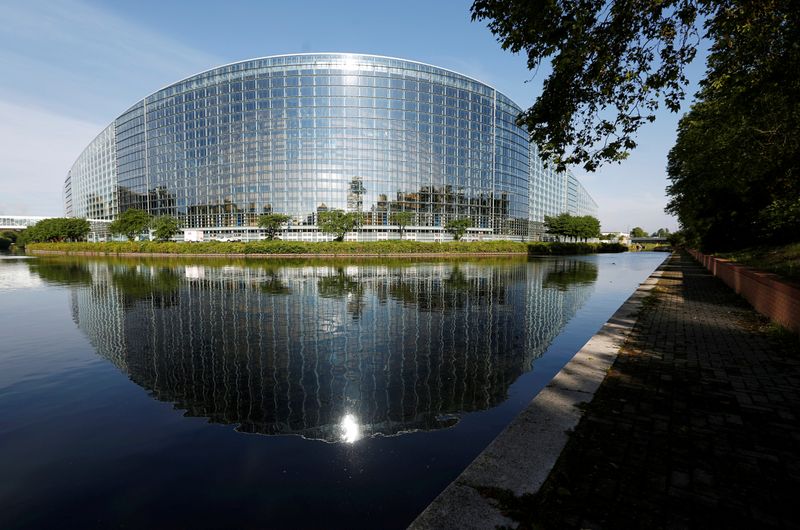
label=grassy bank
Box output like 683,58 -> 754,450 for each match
717,242 -> 800,282
27,240 -> 627,256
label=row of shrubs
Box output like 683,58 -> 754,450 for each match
527,242 -> 628,255
27,240 -> 628,256
27,240 -> 528,255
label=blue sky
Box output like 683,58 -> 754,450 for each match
0,0 -> 706,232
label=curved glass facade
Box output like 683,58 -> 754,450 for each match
64,53 -> 597,240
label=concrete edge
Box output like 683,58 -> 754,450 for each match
409,258 -> 669,529
27,249 -> 528,259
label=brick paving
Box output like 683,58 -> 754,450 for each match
519,252 -> 800,529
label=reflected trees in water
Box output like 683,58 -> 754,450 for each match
36,257 -> 598,442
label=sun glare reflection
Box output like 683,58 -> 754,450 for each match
340,414 -> 362,444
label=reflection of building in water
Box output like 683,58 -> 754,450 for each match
70,274 -> 126,371
525,260 -> 597,359
62,259 -> 595,442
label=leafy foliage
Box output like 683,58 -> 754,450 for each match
27,239 -> 627,256
528,242 -> 627,255
667,0 -> 800,250
444,217 -> 473,241
471,0 -> 798,249
544,213 -> 600,241
150,216 -> 180,241
27,240 -> 530,255
667,230 -> 686,247
390,211 -> 415,239
2,231 -> 18,243
472,0 -> 712,171
630,227 -> 647,238
109,209 -> 151,241
257,213 -> 291,240
317,210 -> 364,241
23,218 -> 91,243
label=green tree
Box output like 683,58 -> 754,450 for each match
317,210 -> 363,241
544,213 -> 568,240
63,218 -> 91,241
630,227 -> 647,238
472,0 -> 799,250
575,215 -> 601,241
109,209 -> 151,241
2,231 -> 18,244
258,213 -> 291,240
151,215 -> 180,241
666,0 -> 800,250
390,211 -> 415,239
24,218 -> 90,243
444,217 -> 473,241
667,230 -> 686,248
471,0 -> 715,171
544,213 -> 600,241
16,229 -> 29,247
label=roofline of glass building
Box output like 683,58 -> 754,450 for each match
155,53 -> 501,95
64,53 -> 597,242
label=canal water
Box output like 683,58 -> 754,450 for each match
0,253 -> 666,529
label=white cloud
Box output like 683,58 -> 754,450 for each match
0,0 -> 221,216
0,100 -> 102,215
0,0 -> 220,121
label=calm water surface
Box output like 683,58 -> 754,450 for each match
0,253 -> 666,529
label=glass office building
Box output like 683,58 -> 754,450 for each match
64,53 -> 597,241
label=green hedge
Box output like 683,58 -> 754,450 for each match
527,242 -> 628,255
27,240 -> 628,256
28,240 -> 527,255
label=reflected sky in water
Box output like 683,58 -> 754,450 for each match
0,253 -> 666,529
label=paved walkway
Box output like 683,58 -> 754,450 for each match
520,252 -> 800,529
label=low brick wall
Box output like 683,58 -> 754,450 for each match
689,249 -> 800,334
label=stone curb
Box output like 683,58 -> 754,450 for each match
409,261 -> 668,529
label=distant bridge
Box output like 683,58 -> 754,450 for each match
630,236 -> 669,244
0,215 -> 52,230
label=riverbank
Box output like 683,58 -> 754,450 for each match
412,252 -> 800,529
26,240 -> 627,258
410,251 -> 663,529
716,242 -> 800,282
